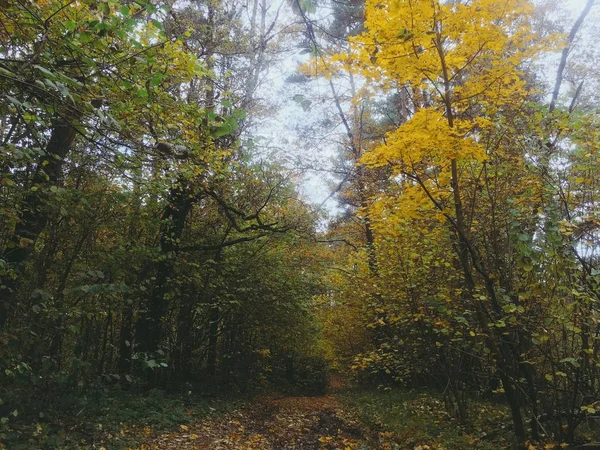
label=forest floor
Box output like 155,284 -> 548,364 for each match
9,385 -> 591,449
133,383 -> 521,450
3,380 -> 550,449
133,388 -> 517,450
143,395 -> 385,450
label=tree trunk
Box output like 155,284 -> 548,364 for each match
118,300 -> 134,374
135,181 -> 192,355
206,302 -> 219,382
0,117 -> 76,334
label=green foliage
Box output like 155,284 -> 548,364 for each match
0,1 -> 328,447
0,389 -> 242,449
343,388 -> 511,450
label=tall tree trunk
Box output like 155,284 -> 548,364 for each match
435,34 -> 527,443
171,298 -> 195,384
205,247 -> 224,383
135,181 -> 193,355
0,117 -> 76,334
118,300 -> 134,374
118,181 -> 143,374
99,310 -> 112,375
49,229 -> 89,368
206,302 -> 219,382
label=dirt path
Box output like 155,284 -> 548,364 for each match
145,395 -> 385,449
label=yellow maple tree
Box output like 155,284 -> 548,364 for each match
350,0 -> 546,200
332,0 -> 554,443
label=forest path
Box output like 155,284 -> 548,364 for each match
145,394 -> 381,449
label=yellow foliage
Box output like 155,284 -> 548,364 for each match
336,0 -> 547,234
361,108 -> 485,173
352,0 -> 544,109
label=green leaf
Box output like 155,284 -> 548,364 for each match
302,0 -> 318,14
0,66 -> 15,77
78,31 -> 93,43
231,108 -> 246,120
5,95 -> 22,107
213,124 -> 234,137
502,304 -> 517,313
290,0 -> 317,15
65,20 -> 77,32
300,99 -> 312,111
454,316 -> 469,326
33,65 -> 57,80
149,73 -> 164,87
560,357 -> 580,368
150,19 -> 164,30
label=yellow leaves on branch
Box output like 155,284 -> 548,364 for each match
354,0 -> 544,106
361,108 -> 485,173
344,0 -> 548,228
299,52 -> 344,81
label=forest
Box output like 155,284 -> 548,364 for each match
1,0 -> 600,448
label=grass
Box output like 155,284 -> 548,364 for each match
340,387 -> 514,450
1,388 -> 244,449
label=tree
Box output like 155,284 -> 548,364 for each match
0,1 -> 326,427
323,0 -> 600,444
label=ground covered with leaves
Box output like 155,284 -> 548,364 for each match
0,389 -> 242,449
6,387 -> 600,449
128,389 -> 518,450
139,389 -> 597,450
144,395 -> 380,449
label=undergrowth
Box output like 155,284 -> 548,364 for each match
341,387 -> 513,450
1,388 -> 243,449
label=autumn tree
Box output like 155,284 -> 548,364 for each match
320,0 -> 600,444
